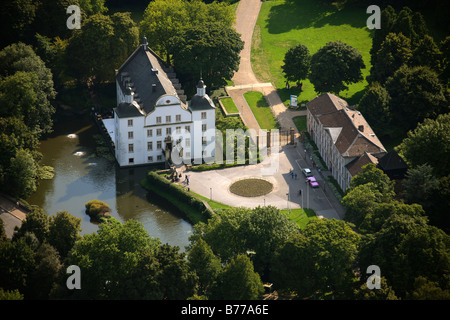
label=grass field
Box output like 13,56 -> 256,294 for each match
243,91 -> 279,130
292,115 -> 307,132
251,0 -> 373,106
220,97 -> 239,114
281,208 -> 317,229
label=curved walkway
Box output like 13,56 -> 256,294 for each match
226,0 -> 305,134
182,0 -> 344,219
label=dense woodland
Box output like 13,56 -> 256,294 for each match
0,0 -> 449,300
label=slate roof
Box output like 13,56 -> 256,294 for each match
346,152 -> 379,176
189,94 -> 215,111
307,93 -> 386,158
114,42 -> 186,118
377,149 -> 408,171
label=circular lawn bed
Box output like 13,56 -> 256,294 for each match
229,178 -> 273,197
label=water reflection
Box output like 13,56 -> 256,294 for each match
27,114 -> 192,251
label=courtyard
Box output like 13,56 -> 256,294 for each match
182,137 -> 344,220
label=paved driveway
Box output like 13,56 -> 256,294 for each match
184,139 -> 343,220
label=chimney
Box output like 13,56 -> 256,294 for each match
125,85 -> 134,103
358,125 -> 364,132
142,36 -> 148,50
152,83 -> 157,92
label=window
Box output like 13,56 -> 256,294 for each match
176,114 -> 181,122
176,126 -> 181,134
128,119 -> 133,127
129,158 -> 134,164
147,141 -> 153,151
147,129 -> 153,137
202,137 -> 207,146
128,131 -> 134,139
148,156 -> 153,162
185,138 -> 191,147
157,155 -> 162,161
166,127 -> 171,135
128,144 -> 134,153
185,125 -> 190,133
156,116 -> 161,124
156,128 -> 162,136
166,115 -> 171,123
202,124 -> 207,132
157,141 -> 162,149
201,112 -> 207,119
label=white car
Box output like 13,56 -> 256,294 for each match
302,168 -> 312,177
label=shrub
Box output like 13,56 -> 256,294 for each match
85,200 -> 111,219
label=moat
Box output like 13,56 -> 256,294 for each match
27,113 -> 192,251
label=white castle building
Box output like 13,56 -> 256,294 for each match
102,37 -> 216,167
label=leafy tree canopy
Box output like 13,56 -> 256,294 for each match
282,43 -> 311,83
309,41 -> 365,94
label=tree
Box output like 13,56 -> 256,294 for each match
66,13 -> 139,84
169,21 -> 244,89
410,35 -> 443,74
0,238 -> 35,294
396,113 -> 450,177
300,219 -> 360,295
353,277 -> 398,300
386,65 -> 448,133
154,244 -> 198,299
187,238 -> 222,296
0,0 -> 38,48
428,175 -> 450,233
140,0 -> 234,64
349,163 -> 394,197
0,43 -> 56,136
190,207 -> 250,263
309,41 -> 365,94
48,211 -> 82,259
357,82 -> 391,135
212,254 -> 264,300
357,214 -> 431,298
240,206 -> 298,277
368,32 -> 412,84
79,0 -> 107,16
6,149 -> 39,199
342,183 -> 384,228
359,201 -> 425,235
0,117 -> 40,195
407,276 -> 450,300
404,164 -> 439,206
271,233 -> 317,298
370,5 -> 397,64
13,206 -> 50,244
391,225 -> 450,297
67,219 -> 161,299
282,43 -> 311,84
26,242 -> 62,299
439,36 -> 450,83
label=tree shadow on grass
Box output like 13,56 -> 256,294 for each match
266,0 -> 368,35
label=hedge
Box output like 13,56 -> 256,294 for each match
145,172 -> 213,224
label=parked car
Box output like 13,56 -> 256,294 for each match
302,168 -> 312,177
307,176 -> 319,188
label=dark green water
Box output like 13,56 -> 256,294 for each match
27,113 -> 192,250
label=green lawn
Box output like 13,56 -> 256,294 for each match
243,91 -> 279,130
292,115 -> 306,132
281,208 -> 317,229
221,97 -> 239,114
251,0 -> 373,106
